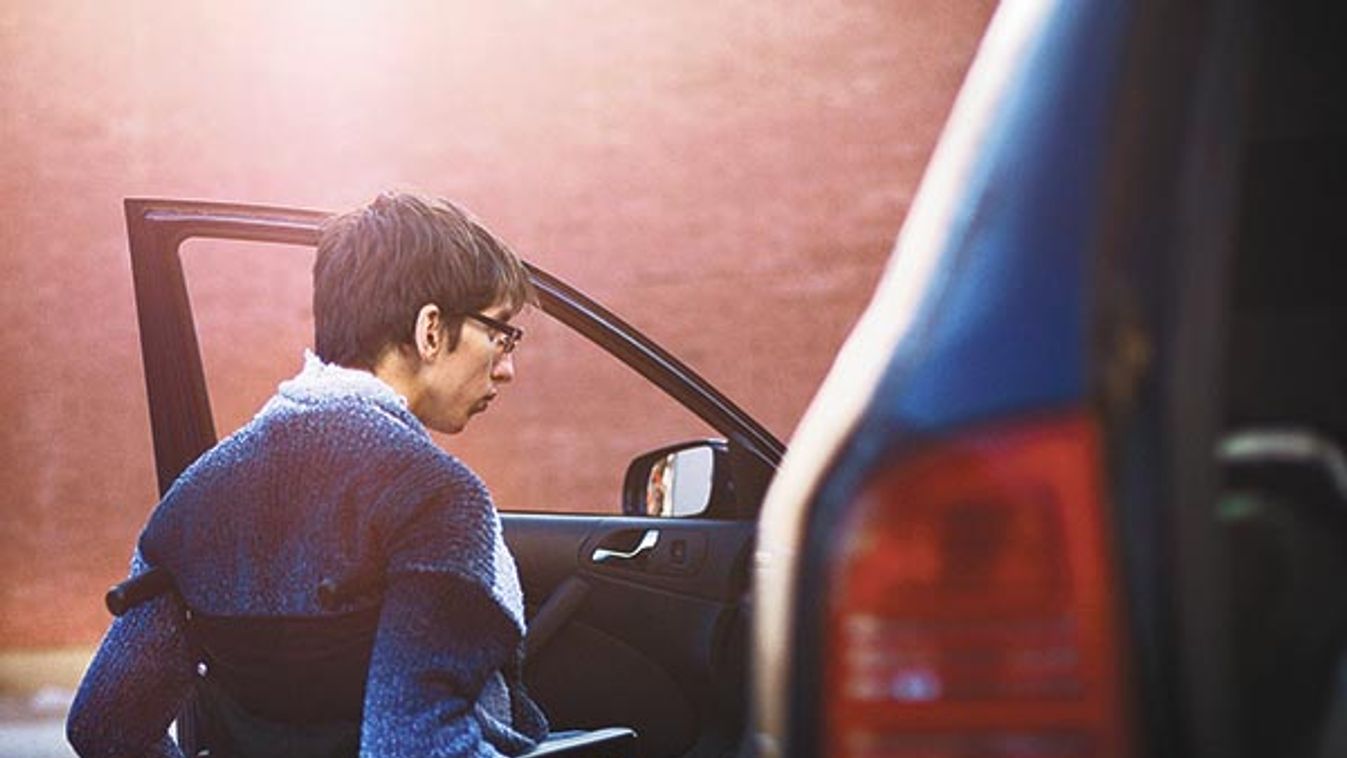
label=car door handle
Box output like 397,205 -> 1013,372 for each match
591,529 -> 659,563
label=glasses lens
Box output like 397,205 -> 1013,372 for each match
468,313 -> 520,354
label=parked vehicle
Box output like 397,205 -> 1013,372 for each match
750,2 -> 1347,757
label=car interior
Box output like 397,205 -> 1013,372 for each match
1217,3 -> 1347,755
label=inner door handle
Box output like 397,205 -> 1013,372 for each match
591,529 -> 659,564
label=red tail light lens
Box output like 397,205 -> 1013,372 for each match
825,413 -> 1129,757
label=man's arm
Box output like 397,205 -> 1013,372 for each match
66,552 -> 195,758
360,570 -> 521,758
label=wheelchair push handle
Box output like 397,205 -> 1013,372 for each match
107,567 -> 378,616
105,566 -> 175,616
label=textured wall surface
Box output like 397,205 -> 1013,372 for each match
0,1 -> 995,648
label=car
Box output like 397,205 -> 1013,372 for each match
122,197 -> 784,758
749,2 -> 1347,758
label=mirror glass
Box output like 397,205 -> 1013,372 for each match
644,446 -> 714,517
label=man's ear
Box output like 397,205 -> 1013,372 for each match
413,303 -> 444,360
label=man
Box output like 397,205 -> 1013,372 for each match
67,191 -> 548,757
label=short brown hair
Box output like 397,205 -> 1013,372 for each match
313,191 -> 533,368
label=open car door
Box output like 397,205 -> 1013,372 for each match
124,198 -> 784,758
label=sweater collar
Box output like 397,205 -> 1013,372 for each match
275,351 -> 426,434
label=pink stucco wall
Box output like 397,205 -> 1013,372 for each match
0,1 -> 994,648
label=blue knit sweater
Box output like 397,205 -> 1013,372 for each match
67,353 -> 548,757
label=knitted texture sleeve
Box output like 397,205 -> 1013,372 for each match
66,550 -> 194,758
74,354 -> 546,756
358,451 -> 547,756
360,571 -> 520,758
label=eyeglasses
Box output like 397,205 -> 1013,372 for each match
462,312 -> 523,354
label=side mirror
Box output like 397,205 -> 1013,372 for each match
622,440 -> 729,517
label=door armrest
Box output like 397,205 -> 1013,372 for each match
521,727 -> 637,757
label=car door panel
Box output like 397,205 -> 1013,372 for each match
506,515 -> 753,758
528,620 -> 699,757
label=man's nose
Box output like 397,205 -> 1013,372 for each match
492,351 -> 516,383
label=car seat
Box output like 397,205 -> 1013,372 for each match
1216,428 -> 1347,758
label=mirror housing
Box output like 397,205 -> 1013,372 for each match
623,439 -> 731,517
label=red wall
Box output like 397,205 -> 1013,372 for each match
0,1 -> 994,648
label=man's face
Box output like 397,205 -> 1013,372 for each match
412,302 -> 517,435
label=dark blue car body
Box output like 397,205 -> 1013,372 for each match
752,2 -> 1347,757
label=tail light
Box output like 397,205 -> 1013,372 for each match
824,413 -> 1129,757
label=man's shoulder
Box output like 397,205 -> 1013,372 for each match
256,393 -> 429,449
277,397 -> 485,485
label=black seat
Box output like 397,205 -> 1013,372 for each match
1217,428 -> 1347,758
105,572 -> 637,758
